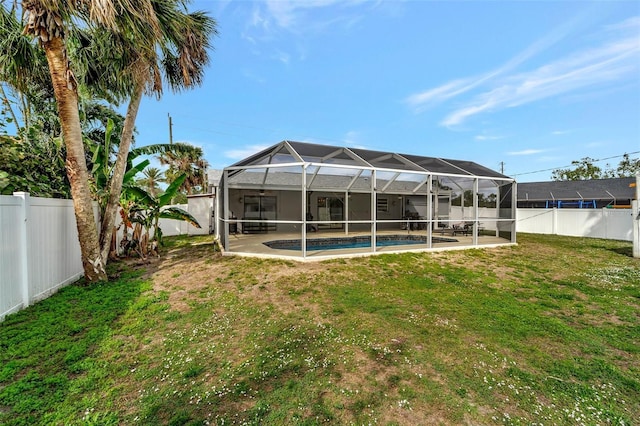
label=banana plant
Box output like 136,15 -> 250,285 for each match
89,118 -> 149,216
124,173 -> 201,248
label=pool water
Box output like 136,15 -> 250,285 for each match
263,234 -> 457,251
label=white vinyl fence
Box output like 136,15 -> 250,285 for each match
1,193 -> 215,321
516,208 -> 633,241
1,191 -> 633,321
1,193 -> 87,321
158,196 -> 214,237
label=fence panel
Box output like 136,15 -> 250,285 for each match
158,203 -> 189,237
28,197 -> 83,303
603,209 -> 633,241
517,208 -> 632,241
0,195 -> 24,319
516,209 -> 555,234
158,198 -> 213,237
186,197 -> 214,235
1,194 -> 86,321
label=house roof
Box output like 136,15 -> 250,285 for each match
227,140 -> 511,180
517,177 -> 636,202
208,169 -> 223,186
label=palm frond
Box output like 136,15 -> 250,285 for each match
129,142 -> 200,159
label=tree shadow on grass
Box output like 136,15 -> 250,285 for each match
0,268 -> 144,425
607,246 -> 634,258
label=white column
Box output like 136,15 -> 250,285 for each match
345,191 -> 349,235
473,179 -> 479,246
223,171 -> 230,251
14,192 -> 31,308
215,187 -> 221,240
302,165 -> 307,259
371,170 -> 376,253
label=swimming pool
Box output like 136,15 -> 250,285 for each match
263,234 -> 458,251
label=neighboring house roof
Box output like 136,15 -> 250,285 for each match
208,169 -> 223,187
518,177 -> 635,202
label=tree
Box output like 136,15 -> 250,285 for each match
17,1 -> 215,281
121,173 -> 200,257
0,4 -> 53,136
0,134 -> 69,197
97,2 -> 216,263
19,0 -> 159,282
159,144 -> 209,196
552,155 -> 640,181
614,154 -> 640,178
137,167 -> 165,197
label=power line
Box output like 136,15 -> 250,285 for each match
512,151 -> 640,177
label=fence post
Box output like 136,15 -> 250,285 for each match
14,192 -> 31,308
633,174 -> 639,258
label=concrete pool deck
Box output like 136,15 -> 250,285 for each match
223,228 -> 513,260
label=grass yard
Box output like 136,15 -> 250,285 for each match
1,233 -> 639,425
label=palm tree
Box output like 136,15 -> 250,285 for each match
159,145 -> 209,195
19,0 -> 170,282
18,1 -> 215,279
0,5 -> 54,136
21,0 -> 138,281
137,167 -> 165,197
97,2 -> 216,263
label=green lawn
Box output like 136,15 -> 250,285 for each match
1,233 -> 639,425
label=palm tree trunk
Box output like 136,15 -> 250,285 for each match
99,83 -> 144,263
42,36 -> 107,282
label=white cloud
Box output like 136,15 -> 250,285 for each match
263,0 -> 369,31
342,130 -> 360,145
507,149 -> 546,156
241,69 -> 266,84
245,0 -> 375,39
605,15 -> 640,32
475,134 -> 504,141
225,144 -> 272,160
241,1 -> 373,66
406,10 -> 589,113
441,20 -> 639,127
406,15 -> 640,128
405,79 -> 475,111
586,141 -> 607,148
273,50 -> 290,65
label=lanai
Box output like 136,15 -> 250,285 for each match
217,141 -> 516,259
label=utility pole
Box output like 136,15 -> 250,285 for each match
168,113 -> 173,144
499,161 -> 505,174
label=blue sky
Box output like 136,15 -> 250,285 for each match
132,0 -> 640,182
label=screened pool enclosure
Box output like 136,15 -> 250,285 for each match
218,141 -> 516,259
